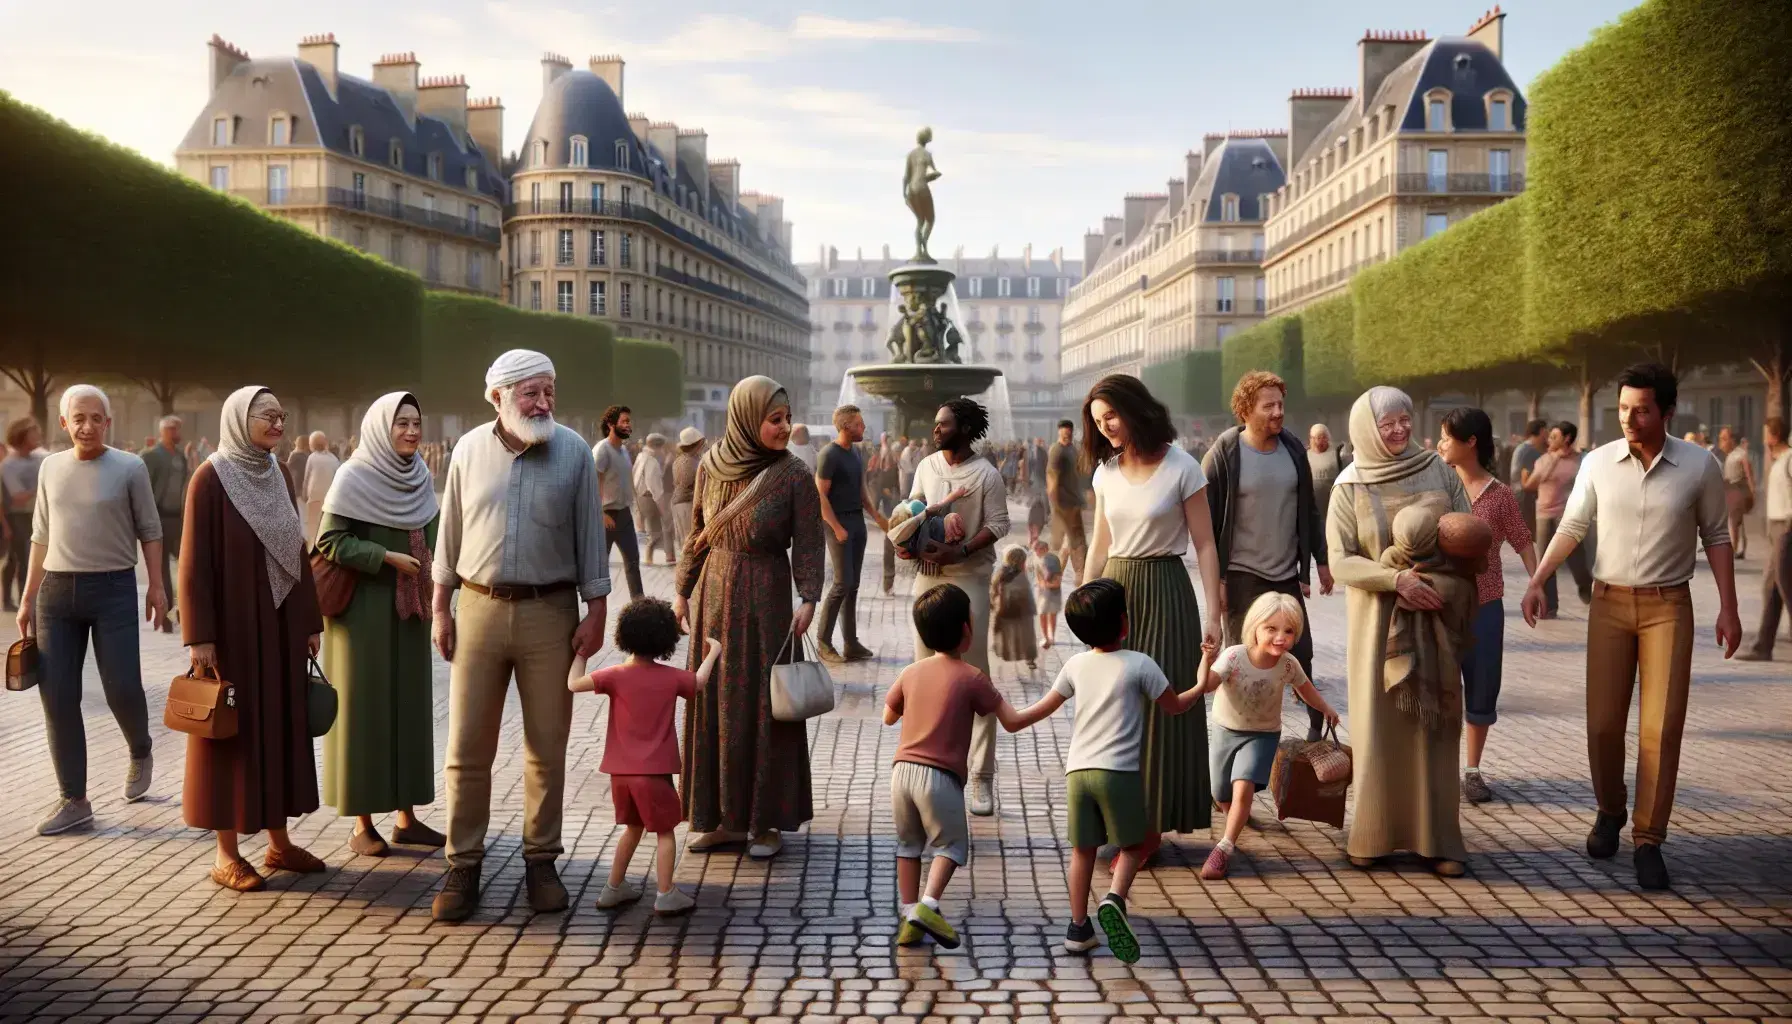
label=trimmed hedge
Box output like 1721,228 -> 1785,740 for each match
1143,350 -> 1227,420
612,337 -> 685,420
1142,357 -> 1194,418
419,292 -> 616,417
1222,316 -> 1303,405
1352,197 -> 1532,385
0,90 -> 423,400
1523,0 -> 1792,349
1298,295 -> 1360,401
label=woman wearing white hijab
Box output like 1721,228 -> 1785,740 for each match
180,386 -> 326,892
1327,386 -> 1472,876
316,393 -> 444,857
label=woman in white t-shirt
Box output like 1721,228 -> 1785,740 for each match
1081,373 -> 1223,866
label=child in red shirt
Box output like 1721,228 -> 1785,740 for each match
570,597 -> 720,915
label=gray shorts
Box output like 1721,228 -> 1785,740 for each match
890,761 -> 969,864
1211,724 -> 1281,805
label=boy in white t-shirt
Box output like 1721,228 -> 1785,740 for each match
1012,578 -> 1208,964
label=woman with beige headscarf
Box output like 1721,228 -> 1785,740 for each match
672,376 -> 825,860
1327,386 -> 1472,876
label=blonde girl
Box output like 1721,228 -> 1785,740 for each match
1192,591 -> 1340,880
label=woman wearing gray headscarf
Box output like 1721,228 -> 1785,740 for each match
1327,386 -> 1471,876
316,393 -> 444,857
180,386 -> 326,891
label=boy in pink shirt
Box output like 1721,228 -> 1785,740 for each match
571,597 -> 720,915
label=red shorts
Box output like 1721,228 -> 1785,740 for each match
611,774 -> 683,832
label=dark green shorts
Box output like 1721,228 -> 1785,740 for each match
1065,769 -> 1146,849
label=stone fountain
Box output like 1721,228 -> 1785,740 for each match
847,127 -> 1000,440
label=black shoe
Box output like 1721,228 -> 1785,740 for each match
525,861 -> 568,913
1634,843 -> 1671,890
1096,893 -> 1139,964
1578,584 -> 1594,605
815,642 -> 846,665
1587,810 -> 1625,859
431,865 -> 481,922
1735,647 -> 1773,662
1063,918 -> 1099,953
843,642 -> 876,662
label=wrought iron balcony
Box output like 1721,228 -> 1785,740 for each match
229,187 -> 502,245
1395,172 -> 1526,196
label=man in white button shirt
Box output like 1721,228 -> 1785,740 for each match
1739,415 -> 1791,661
1520,363 -> 1740,892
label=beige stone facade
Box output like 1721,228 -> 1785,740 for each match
505,56 -> 808,434
177,35 -> 505,296
1263,13 -> 1525,314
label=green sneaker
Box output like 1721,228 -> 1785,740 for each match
907,901 -> 960,949
1097,894 -> 1139,964
894,913 -> 925,947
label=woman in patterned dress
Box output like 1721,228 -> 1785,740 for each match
673,376 -> 825,860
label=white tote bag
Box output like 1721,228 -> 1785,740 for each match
769,625 -> 835,722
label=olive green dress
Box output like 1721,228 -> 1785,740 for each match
317,513 -> 439,816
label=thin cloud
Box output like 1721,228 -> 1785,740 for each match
790,15 -> 980,44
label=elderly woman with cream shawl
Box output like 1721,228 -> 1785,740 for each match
1327,387 -> 1472,876
672,376 -> 825,860
315,393 -> 444,857
180,386 -> 326,892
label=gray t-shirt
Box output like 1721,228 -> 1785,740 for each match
1051,648 -> 1169,773
1511,442 -> 1543,487
592,439 -> 634,511
32,448 -> 161,573
1,450 -> 48,514
1230,440 -> 1299,581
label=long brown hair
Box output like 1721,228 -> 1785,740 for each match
1080,374 -> 1176,474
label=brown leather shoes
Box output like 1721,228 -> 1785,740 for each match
210,857 -> 266,892
525,861 -> 568,913
264,844 -> 327,874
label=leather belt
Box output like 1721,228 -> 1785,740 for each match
462,580 -> 575,601
1591,581 -> 1689,598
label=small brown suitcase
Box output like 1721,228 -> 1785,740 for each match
164,667 -> 238,740
6,637 -> 38,691
1269,736 -> 1352,829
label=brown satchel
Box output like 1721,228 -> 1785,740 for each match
311,550 -> 358,618
164,666 -> 238,739
1268,734 -> 1353,829
6,637 -> 38,691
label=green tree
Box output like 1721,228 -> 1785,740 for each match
611,338 -> 685,421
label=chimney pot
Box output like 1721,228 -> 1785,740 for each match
208,34 -> 251,92
371,52 -> 421,124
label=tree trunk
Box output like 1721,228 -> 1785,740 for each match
1578,360 -> 1597,449
1749,323 -> 1790,427
3,355 -> 54,434
1526,389 -> 1543,423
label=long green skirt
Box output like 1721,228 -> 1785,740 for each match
1104,555 -> 1209,834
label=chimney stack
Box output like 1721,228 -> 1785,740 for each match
372,52 -> 421,123
1184,150 -> 1204,192
1468,6 -> 1506,60
1022,243 -> 1032,272
626,112 -> 649,144
540,51 -> 572,92
1050,246 -> 1063,272
1166,178 -> 1186,214
827,245 -> 838,272
467,97 -> 504,164
418,74 -> 469,144
1122,193 -> 1167,245
710,158 -> 740,206
1288,88 -> 1353,169
297,33 -> 338,98
1358,30 -> 1430,110
676,129 -> 709,203
882,243 -> 891,261
1083,230 -> 1106,273
647,122 -> 679,177
208,34 -> 250,93
779,222 -> 793,256
588,54 -> 625,105
1203,132 -> 1227,161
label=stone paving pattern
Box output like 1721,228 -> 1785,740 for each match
1,503 -> 1789,1023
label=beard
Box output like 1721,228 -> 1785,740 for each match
499,399 -> 557,446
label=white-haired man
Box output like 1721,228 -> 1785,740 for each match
430,350 -> 610,922
1307,423 -> 1348,539
140,415 -> 191,632
21,385 -> 166,835
300,431 -> 339,545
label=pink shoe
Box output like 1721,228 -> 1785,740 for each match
1200,845 -> 1231,880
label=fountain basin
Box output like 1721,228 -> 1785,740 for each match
848,363 -> 1002,440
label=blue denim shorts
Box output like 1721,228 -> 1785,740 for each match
1461,598 -> 1505,727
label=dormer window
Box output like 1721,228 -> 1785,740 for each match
532,139 -> 548,168
268,114 -> 292,145
615,140 -> 629,169
349,125 -> 364,157
1221,194 -> 1240,222
427,153 -> 443,180
211,116 -> 233,146
1488,93 -> 1512,131
569,135 -> 588,167
465,167 -> 478,189
389,140 -> 403,169
1426,91 -> 1452,132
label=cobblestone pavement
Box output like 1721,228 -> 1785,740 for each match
1,505 -> 1789,1023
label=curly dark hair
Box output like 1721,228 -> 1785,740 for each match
1079,374 -> 1176,474
941,398 -> 989,445
601,405 -> 631,433
614,597 -> 681,661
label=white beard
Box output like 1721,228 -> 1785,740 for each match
499,400 -> 556,446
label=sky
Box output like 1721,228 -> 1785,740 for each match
2,0 -> 1641,264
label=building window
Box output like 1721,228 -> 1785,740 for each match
1423,212 -> 1449,239
349,125 -> 364,157
556,229 -> 573,266
529,229 -> 542,266
352,172 -> 366,208
266,165 -> 288,204
351,225 -> 368,250
1027,305 -> 1040,324
590,230 -> 606,266
426,242 -> 442,282
559,181 -> 573,212
427,153 -> 443,180
615,140 -> 629,168
389,140 -> 403,169
528,181 -> 541,212
390,232 -> 405,267
968,278 -> 984,298
1253,276 -> 1265,311
1490,149 -> 1512,192
468,254 -> 483,289
590,280 -> 606,315
529,280 -> 542,311
831,278 -> 848,298
620,282 -> 633,317
532,140 -> 548,168
1217,277 -> 1235,313
555,280 -> 574,313
465,167 -> 479,190
466,202 -> 480,231
1427,98 -> 1448,132
1489,97 -> 1510,131
569,135 -> 588,167
1427,149 -> 1448,192
392,183 -> 404,209
620,233 -> 632,268
208,165 -> 229,191
1027,277 -> 1040,298
997,277 -> 1012,298
211,116 -> 232,146
620,185 -> 632,207
861,277 -> 875,297
862,306 -> 876,325
269,115 -> 291,145
1221,194 -> 1240,221
591,182 -> 605,208
1056,278 -> 1066,297
1216,323 -> 1235,342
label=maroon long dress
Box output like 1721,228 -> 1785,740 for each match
178,462 -> 324,834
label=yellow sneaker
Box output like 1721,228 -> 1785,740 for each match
895,913 -> 925,947
908,902 -> 960,949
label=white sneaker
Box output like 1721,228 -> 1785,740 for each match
37,798 -> 94,836
594,881 -> 642,909
747,830 -> 783,859
968,775 -> 995,816
654,887 -> 695,915
124,755 -> 153,803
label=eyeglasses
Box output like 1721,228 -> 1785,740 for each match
251,413 -> 288,427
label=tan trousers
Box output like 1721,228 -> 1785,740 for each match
910,568 -> 996,780
444,588 -> 579,868
1586,581 -> 1694,847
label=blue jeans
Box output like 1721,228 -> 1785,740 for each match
37,570 -> 152,799
1461,598 -> 1505,727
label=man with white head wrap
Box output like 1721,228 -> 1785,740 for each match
429,349 -> 611,922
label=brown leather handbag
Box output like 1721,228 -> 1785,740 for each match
311,550 -> 358,618
164,666 -> 238,739
6,637 -> 38,691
